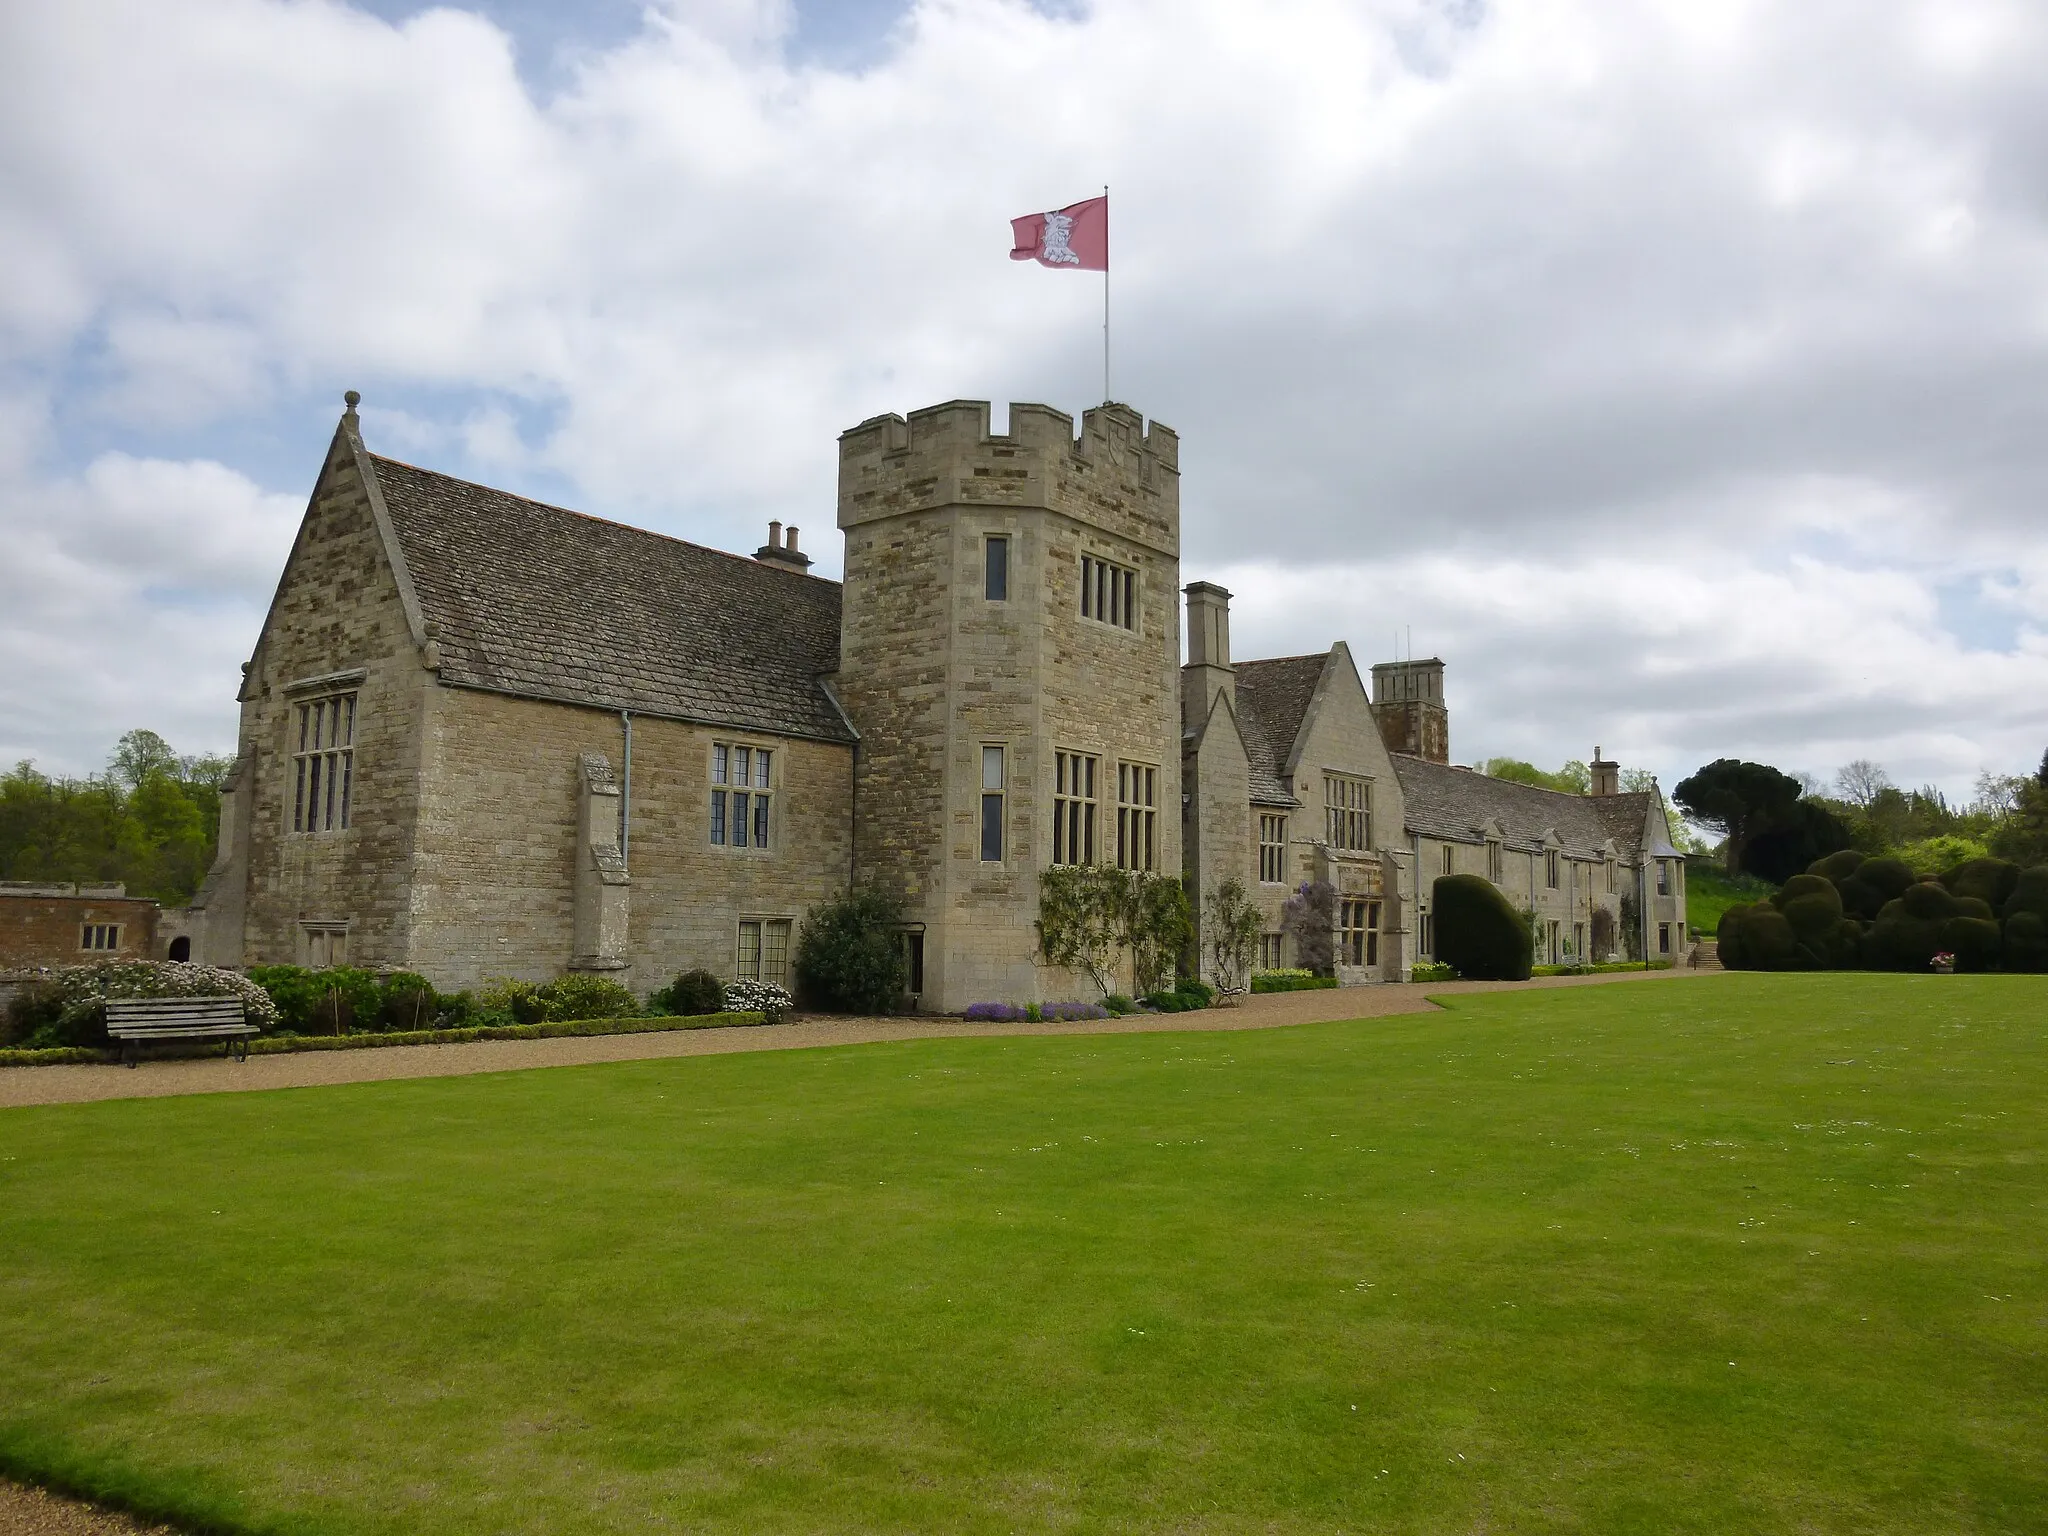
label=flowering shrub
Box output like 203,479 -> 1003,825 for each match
1409,961 -> 1460,982
9,960 -> 279,1049
1040,1001 -> 1109,1021
723,979 -> 793,1019
963,1002 -> 1026,1022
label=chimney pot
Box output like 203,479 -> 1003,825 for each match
768,519 -> 782,547
786,525 -> 799,551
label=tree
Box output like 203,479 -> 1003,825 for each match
1834,759 -> 1893,810
1992,764 -> 2048,870
108,729 -> 180,791
1479,758 -> 1591,794
1674,760 -> 1802,876
1204,876 -> 1262,995
1620,768 -> 1659,794
1742,799 -> 1854,885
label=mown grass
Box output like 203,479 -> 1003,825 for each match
1685,860 -> 1779,936
0,973 -> 2043,1534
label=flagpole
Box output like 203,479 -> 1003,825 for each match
1102,183 -> 1110,403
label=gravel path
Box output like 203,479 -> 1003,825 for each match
0,966 -> 1717,1111
0,1483 -> 175,1536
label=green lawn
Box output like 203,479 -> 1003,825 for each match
1683,860 -> 1778,936
1,974 -> 2044,1534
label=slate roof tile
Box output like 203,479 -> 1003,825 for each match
1393,753 -> 1656,860
370,455 -> 852,742
1232,652 -> 1328,806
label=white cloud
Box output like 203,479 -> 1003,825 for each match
0,0 -> 2044,789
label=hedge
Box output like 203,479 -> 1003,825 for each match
1250,972 -> 1340,993
0,1012 -> 768,1069
1432,874 -> 1533,981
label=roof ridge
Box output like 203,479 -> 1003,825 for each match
366,453 -> 841,588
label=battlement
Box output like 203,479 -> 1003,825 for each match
837,400 -> 1179,550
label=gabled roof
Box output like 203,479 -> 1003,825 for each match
1232,652 -> 1327,807
368,454 -> 854,743
1393,753 -> 1659,861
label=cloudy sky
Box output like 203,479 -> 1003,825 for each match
4,0 -> 2045,800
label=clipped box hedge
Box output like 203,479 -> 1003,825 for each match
0,1012 -> 768,1069
1250,972 -> 1339,993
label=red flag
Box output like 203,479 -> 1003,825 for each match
1010,196 -> 1108,271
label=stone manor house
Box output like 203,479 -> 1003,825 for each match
187,395 -> 1688,1010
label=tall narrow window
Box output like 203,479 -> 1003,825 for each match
1259,933 -> 1285,969
1259,814 -> 1287,883
1079,555 -> 1137,631
1546,848 -> 1561,888
1441,843 -> 1455,877
1656,858 -> 1671,895
984,535 -> 1008,601
1053,751 -> 1098,865
1323,774 -> 1371,851
1338,899 -> 1381,966
711,741 -> 773,848
980,745 -> 1006,862
1487,840 -> 1504,882
293,692 -> 356,833
1116,762 -> 1157,871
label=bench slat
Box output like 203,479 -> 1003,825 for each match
107,1023 -> 259,1039
105,998 -> 245,1016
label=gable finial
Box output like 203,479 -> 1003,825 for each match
344,390 -> 361,412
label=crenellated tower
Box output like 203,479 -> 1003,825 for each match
835,400 -> 1181,1010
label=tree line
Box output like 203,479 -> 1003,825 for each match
0,731 -> 230,903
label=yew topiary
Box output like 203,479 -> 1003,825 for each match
1432,874 -> 1532,981
1807,849 -> 1866,885
1739,906 -> 1798,970
1941,857 -> 2021,910
2002,911 -> 2048,972
1940,916 -> 2002,973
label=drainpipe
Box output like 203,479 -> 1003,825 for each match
619,711 -> 633,868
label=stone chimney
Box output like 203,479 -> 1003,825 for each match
755,518 -> 813,571
1182,582 -> 1235,733
1370,657 -> 1449,763
1590,747 -> 1619,797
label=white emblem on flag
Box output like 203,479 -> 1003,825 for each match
1040,211 -> 1081,265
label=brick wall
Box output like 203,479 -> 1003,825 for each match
0,894 -> 159,969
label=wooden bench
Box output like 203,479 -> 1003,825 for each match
104,997 -> 259,1067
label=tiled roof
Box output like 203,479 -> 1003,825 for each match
370,456 -> 853,742
1393,753 -> 1656,860
1232,652 -> 1327,806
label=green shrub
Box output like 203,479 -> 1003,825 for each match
794,887 -> 908,1013
1716,904 -> 1751,970
1940,916 -> 2001,973
2002,865 -> 2048,922
1941,857 -> 2021,910
533,974 -> 639,1022
478,978 -> 547,1025
1838,856 -> 1915,921
1249,971 -> 1341,993
1740,906 -> 1798,970
2002,911 -> 2048,972
250,965 -> 383,1035
1807,849 -> 1866,885
1409,961 -> 1459,982
1103,993 -> 1136,1016
375,972 -> 439,1033
1432,874 -> 1533,981
1866,887 -> 1955,971
651,968 -> 726,1017
1899,881 -> 1959,922
3,983 -> 65,1048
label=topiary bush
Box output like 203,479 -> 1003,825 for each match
1771,875 -> 1843,969
1716,904 -> 1750,970
794,886 -> 908,1013
2002,911 -> 2048,972
1739,905 -> 1798,970
1807,849 -> 1866,885
1432,874 -> 1533,981
1941,857 -> 2021,911
1838,856 -> 1914,921
1865,880 -> 1961,971
651,968 -> 726,1017
2002,865 -> 2048,923
1939,915 -> 2002,973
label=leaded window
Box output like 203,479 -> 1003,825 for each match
1116,762 -> 1156,871
711,742 -> 773,850
1338,898 -> 1381,967
1259,814 -> 1287,883
1079,555 -> 1137,631
293,692 -> 356,833
1324,773 -> 1371,851
1053,751 -> 1098,865
737,918 -> 792,985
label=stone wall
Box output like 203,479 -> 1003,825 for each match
838,401 -> 1182,1010
207,422 -> 434,972
406,687 -> 853,992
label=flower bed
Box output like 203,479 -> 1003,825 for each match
961,1001 -> 1111,1023
0,1012 -> 768,1069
